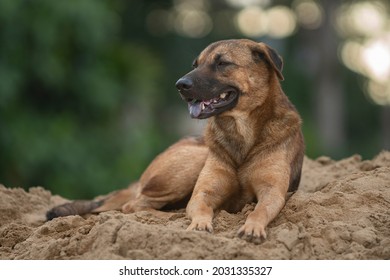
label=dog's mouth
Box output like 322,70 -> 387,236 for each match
184,89 -> 239,119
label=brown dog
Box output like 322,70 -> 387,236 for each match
47,39 -> 304,242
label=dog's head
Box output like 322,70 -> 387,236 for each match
176,39 -> 284,119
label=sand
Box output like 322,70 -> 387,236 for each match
0,151 -> 389,260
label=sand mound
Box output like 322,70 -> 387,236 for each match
1,151 -> 389,260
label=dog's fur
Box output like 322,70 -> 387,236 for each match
47,39 -> 304,242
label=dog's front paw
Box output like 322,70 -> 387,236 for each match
187,219 -> 213,233
237,223 -> 267,244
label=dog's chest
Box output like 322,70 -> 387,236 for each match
209,116 -> 255,165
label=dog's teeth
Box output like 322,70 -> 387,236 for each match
201,103 -> 205,110
213,99 -> 218,103
220,93 -> 227,99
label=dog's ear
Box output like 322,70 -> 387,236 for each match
252,43 -> 284,81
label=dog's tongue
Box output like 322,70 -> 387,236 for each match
188,101 -> 202,118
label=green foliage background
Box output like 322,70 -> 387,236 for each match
0,0 -> 387,199
0,0 -> 167,198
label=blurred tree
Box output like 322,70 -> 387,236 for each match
315,0 -> 347,156
0,0 -> 167,198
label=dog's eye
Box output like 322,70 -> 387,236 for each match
217,61 -> 230,67
216,60 -> 233,70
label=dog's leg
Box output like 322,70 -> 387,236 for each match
238,154 -> 290,243
238,186 -> 286,242
121,193 -> 184,220
186,154 -> 237,233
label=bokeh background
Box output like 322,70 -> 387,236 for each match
1,0 -> 389,199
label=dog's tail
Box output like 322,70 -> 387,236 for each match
46,184 -> 138,221
46,200 -> 104,220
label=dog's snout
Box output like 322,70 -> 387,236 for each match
175,77 -> 193,92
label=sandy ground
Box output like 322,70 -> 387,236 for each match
0,151 -> 389,260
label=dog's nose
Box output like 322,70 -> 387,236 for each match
175,77 -> 193,92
